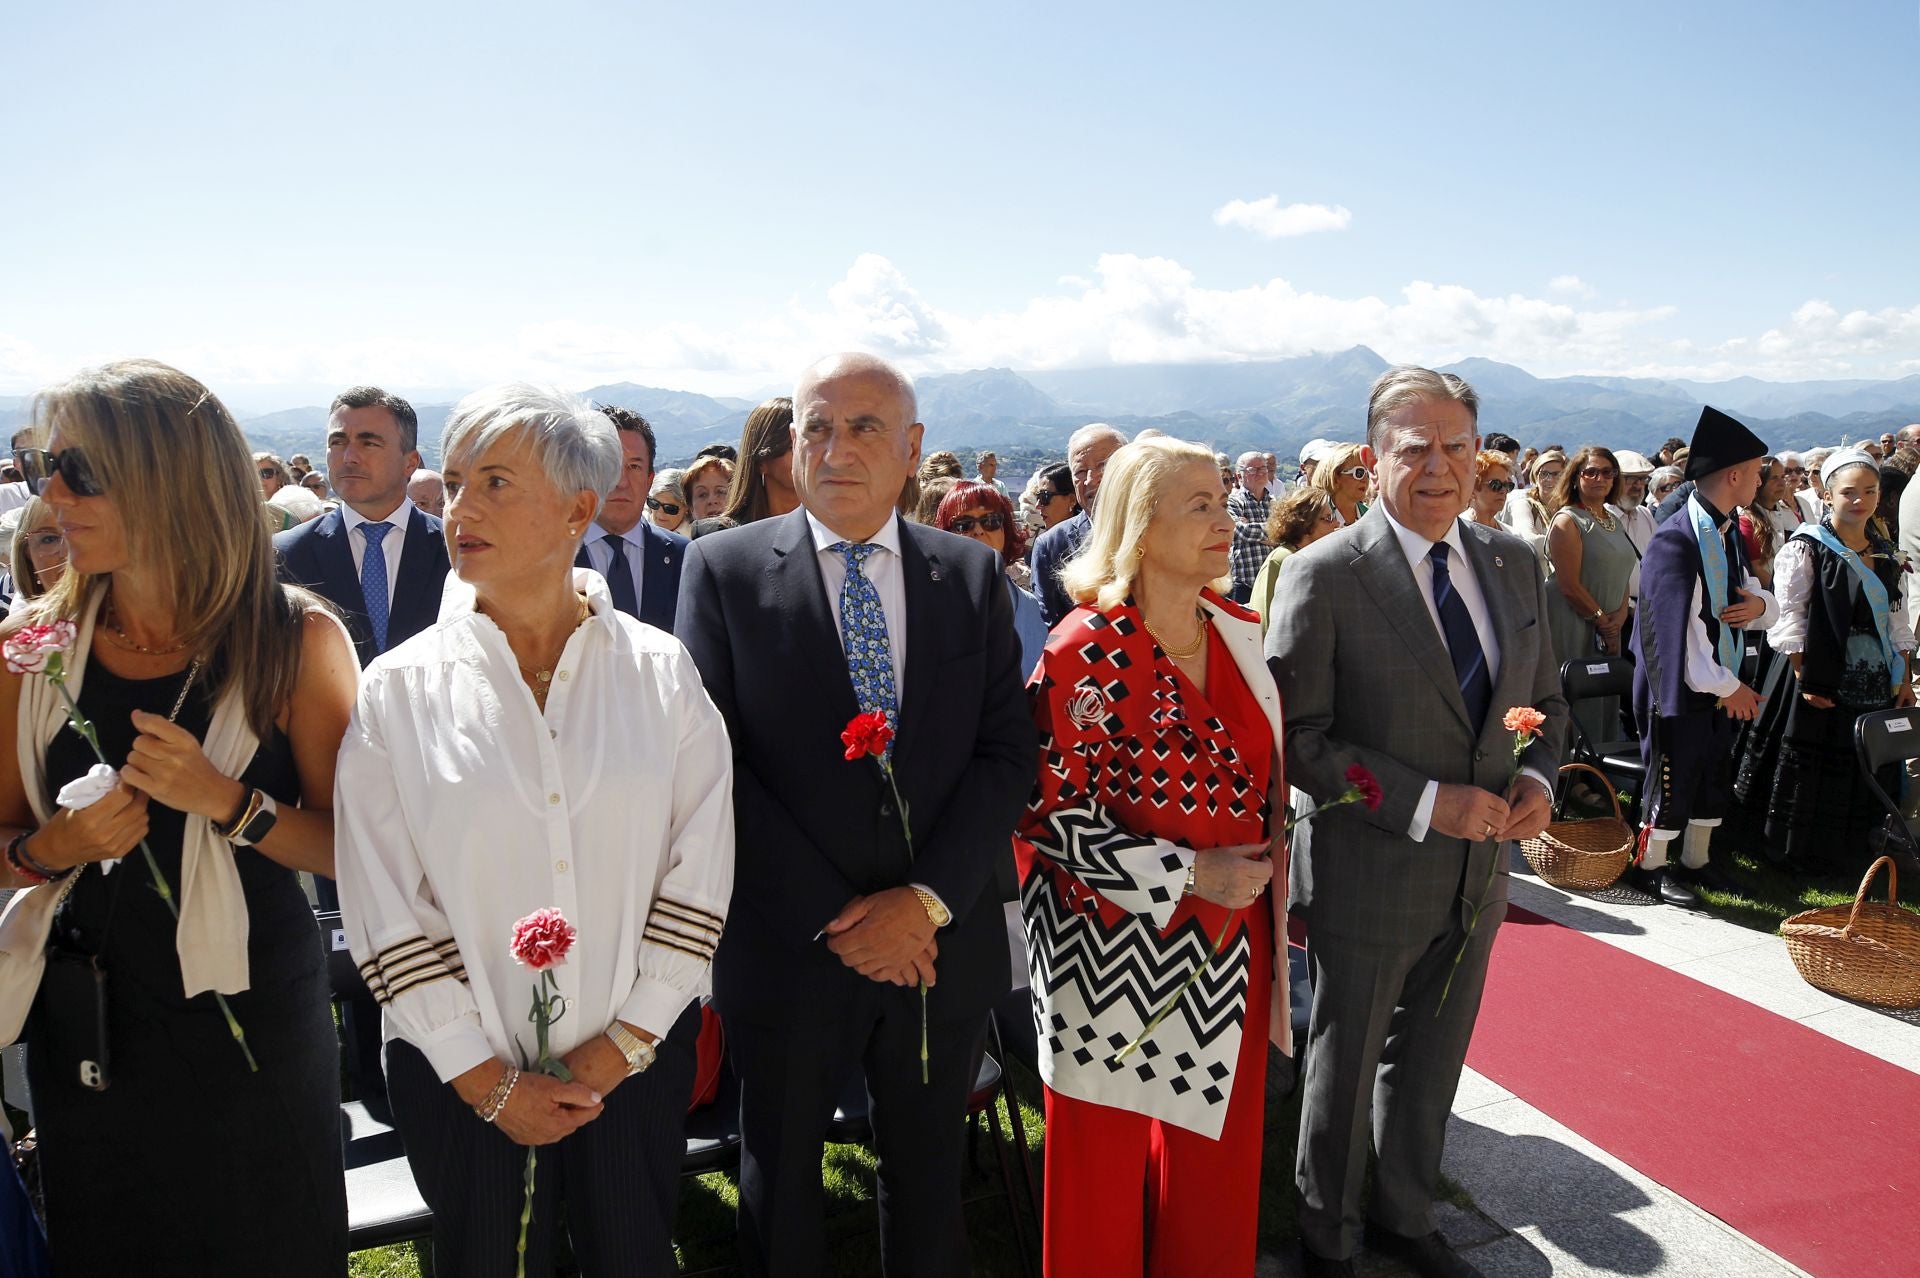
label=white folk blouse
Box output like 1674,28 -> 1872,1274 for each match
335,569 -> 735,1082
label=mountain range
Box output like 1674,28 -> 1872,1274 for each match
4,349 -> 1917,469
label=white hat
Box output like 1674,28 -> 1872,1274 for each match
1299,438 -> 1331,466
1614,450 -> 1655,476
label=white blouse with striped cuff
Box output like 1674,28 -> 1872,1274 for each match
335,568 -> 735,1083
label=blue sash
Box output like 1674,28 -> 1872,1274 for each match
1793,523 -> 1899,692
1688,494 -> 1742,676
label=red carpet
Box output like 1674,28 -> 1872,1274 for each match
1467,907 -> 1920,1278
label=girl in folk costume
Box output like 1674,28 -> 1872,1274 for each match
1759,450 -> 1916,869
1015,437 -> 1289,1277
1629,407 -> 1780,909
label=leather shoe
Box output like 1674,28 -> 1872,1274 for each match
1298,1242 -> 1358,1277
1624,864 -> 1700,909
1363,1223 -> 1485,1278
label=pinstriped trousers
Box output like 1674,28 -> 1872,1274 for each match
385,999 -> 703,1277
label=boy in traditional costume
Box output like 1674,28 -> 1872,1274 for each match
1630,406 -> 1779,907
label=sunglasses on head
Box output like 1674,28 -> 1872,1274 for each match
13,447 -> 104,497
1484,479 -> 1516,493
646,498 -> 682,516
948,513 -> 1005,534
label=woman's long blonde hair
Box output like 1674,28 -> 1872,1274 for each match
1062,436 -> 1222,613
25,359 -> 313,737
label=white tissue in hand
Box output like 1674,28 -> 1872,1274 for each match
57,763 -> 119,811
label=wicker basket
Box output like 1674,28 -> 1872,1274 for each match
1781,857 -> 1920,1008
1518,763 -> 1635,892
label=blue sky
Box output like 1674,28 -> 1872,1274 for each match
2,0 -> 1916,408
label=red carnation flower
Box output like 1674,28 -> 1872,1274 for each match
1502,706 -> 1547,737
841,711 -> 894,761
1344,763 -> 1383,811
509,907 -> 577,972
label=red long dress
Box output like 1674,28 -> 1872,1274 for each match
1017,595 -> 1282,1277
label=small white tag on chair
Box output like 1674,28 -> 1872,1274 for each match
332,928 -> 349,952
1585,663 -> 1610,675
1888,717 -> 1912,733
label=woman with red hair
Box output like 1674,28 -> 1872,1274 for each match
935,480 -> 1048,677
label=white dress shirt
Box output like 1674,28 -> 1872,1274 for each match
1679,513 -> 1780,699
335,568 -> 735,1082
579,520 -> 646,604
807,509 -> 907,700
339,495 -> 416,612
1768,537 -> 1916,656
1380,508 -> 1552,840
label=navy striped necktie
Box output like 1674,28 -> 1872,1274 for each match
1428,541 -> 1491,732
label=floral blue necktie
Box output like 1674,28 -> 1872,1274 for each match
832,541 -> 898,752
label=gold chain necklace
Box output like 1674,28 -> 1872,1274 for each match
1584,504 -> 1618,533
1144,609 -> 1209,661
102,590 -> 194,655
515,596 -> 591,705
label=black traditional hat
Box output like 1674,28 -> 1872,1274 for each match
1685,405 -> 1768,481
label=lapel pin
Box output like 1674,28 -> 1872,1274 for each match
1494,555 -> 1504,568
929,565 -> 942,582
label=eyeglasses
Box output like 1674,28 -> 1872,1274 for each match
1580,467 -> 1616,480
258,467 -> 279,479
1335,466 -> 1369,481
1653,482 -> 1681,497
948,513 -> 1005,534
13,447 -> 104,497
646,498 -> 682,516
1784,467 -> 1807,476
1484,479 -> 1516,493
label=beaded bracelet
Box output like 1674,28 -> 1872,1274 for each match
475,1065 -> 521,1124
5,832 -> 68,886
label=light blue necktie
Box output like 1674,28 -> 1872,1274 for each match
833,542 -> 898,750
360,521 -> 393,652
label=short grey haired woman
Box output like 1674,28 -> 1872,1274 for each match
646,467 -> 688,533
336,383 -> 736,1275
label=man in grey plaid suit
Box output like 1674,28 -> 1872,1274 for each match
1266,367 -> 1569,1278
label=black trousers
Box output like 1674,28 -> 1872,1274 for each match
385,1000 -> 702,1278
728,982 -> 985,1278
316,873 -> 388,1115
1644,709 -> 1738,833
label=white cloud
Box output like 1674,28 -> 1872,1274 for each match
1548,275 -> 1597,299
4,258 -> 1917,404
1212,196 -> 1353,238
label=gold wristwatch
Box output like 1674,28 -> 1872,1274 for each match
604,1022 -> 657,1077
912,886 -> 952,928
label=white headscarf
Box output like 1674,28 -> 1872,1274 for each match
1820,448 -> 1878,489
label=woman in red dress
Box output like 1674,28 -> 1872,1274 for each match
1017,436 -> 1290,1277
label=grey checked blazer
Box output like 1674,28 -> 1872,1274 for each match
1264,508 -> 1569,947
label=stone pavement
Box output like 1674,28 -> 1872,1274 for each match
1256,858 -> 1919,1276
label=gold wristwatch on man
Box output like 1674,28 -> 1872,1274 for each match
604,1022 -> 657,1077
912,885 -> 952,928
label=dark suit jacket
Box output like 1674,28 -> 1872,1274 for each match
1030,510 -> 1092,628
273,504 -> 450,669
676,510 -> 1037,1025
573,521 -> 688,632
1266,509 -> 1569,947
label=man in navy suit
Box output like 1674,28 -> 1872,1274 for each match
575,405 -> 686,630
1030,422 -> 1125,626
273,385 -> 450,1116
678,353 -> 1035,1278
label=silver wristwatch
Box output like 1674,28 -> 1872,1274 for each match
605,1022 -> 657,1077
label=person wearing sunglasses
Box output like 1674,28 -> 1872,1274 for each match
1309,442 -> 1370,528
934,480 -> 1046,678
254,451 -> 296,531
0,359 -> 360,1272
1030,461 -> 1078,532
1467,449 -> 1518,530
645,468 -> 689,533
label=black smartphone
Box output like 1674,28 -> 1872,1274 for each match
40,946 -> 110,1092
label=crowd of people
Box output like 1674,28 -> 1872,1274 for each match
0,350 -> 1906,1278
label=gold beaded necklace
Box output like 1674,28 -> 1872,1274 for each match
102,590 -> 194,655
1144,609 -> 1209,662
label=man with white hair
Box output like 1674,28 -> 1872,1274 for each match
1228,451 -> 1276,603
407,467 -> 446,518
1032,422 -> 1127,625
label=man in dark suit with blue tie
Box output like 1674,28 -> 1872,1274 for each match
574,405 -> 686,630
273,385 -> 450,1116
678,352 -> 1035,1278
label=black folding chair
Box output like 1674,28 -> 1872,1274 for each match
1559,657 -> 1647,798
316,910 -> 435,1253
1855,709 -> 1920,851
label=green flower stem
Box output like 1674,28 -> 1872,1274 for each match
875,758 -> 929,1085
516,1147 -> 536,1278
1113,785 -> 1366,1063
50,678 -> 258,1072
1437,728 -> 1537,1015
516,966 -> 572,1267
